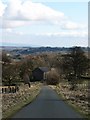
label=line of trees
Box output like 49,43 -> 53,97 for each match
61,47 -> 89,89
2,52 -> 48,87
42,47 -> 90,87
2,46 -> 90,89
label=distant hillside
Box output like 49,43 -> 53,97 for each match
1,46 -> 89,56
14,47 -> 69,55
2,47 -> 70,55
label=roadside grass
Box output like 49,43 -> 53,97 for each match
2,82 -> 42,119
3,91 -> 40,119
58,93 -> 89,119
49,79 -> 90,120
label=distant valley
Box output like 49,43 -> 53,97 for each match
1,46 -> 89,56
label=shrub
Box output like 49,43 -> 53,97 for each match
46,69 -> 60,85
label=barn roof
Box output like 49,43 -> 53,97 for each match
39,67 -> 49,72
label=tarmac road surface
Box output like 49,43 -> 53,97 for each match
12,86 -> 84,118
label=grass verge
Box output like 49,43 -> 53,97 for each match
2,83 -> 42,119
50,85 -> 90,120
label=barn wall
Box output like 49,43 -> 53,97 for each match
32,69 -> 43,81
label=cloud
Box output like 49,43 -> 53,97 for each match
5,28 -> 24,35
5,28 -> 12,33
0,1 -> 7,17
62,21 -> 87,30
2,20 -> 27,28
4,0 -> 22,19
20,1 -> 65,21
4,0 -> 65,21
4,29 -> 87,38
1,0 -> 87,30
35,31 -> 88,37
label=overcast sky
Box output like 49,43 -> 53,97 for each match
0,0 -> 88,47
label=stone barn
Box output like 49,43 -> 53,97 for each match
32,67 -> 49,81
